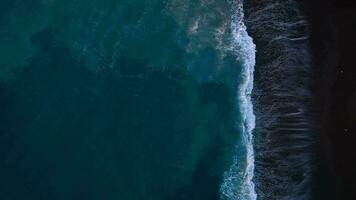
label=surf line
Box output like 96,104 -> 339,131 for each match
220,0 -> 257,199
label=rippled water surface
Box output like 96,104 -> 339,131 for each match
0,0 -> 256,199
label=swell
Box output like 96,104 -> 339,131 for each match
220,0 -> 257,199
245,0 -> 315,199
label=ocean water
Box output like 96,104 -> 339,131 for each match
0,0 -> 257,200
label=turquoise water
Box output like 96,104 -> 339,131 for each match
0,0 -> 256,199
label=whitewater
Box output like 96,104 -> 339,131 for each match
220,0 -> 257,199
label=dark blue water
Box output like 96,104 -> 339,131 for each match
0,0 -> 257,199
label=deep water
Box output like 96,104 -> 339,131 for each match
0,1 -> 256,200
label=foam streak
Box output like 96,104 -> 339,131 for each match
220,0 -> 257,199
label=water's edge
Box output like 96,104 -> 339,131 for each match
220,1 -> 257,199
245,0 -> 315,199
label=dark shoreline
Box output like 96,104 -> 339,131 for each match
245,0 -> 356,199
299,0 -> 356,199
245,1 -> 315,199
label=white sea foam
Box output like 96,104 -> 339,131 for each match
220,0 -> 257,200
